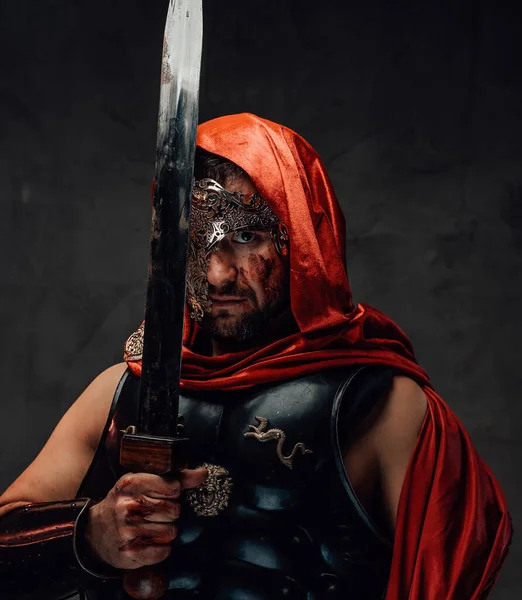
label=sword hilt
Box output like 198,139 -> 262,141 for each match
120,432 -> 190,600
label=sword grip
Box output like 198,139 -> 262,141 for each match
120,432 -> 190,600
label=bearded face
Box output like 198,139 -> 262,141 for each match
187,174 -> 290,343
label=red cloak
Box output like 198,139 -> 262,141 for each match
126,113 -> 512,598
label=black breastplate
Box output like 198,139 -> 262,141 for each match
79,366 -> 394,599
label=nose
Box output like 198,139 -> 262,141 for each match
207,247 -> 238,288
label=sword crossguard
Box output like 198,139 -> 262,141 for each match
120,430 -> 190,475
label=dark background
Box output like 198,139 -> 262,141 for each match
0,0 -> 520,596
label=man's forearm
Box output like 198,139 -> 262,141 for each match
0,499 -> 119,600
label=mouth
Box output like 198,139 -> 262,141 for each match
209,295 -> 249,308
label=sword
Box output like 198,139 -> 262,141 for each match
119,1 -> 203,598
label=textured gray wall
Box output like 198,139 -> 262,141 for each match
0,0 -> 520,597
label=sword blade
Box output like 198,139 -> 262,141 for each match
139,0 -> 202,437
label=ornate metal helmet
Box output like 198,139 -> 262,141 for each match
187,178 -> 289,321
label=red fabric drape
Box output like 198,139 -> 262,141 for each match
388,386 -> 512,599
126,113 -> 512,598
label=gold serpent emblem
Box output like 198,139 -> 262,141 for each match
244,416 -> 313,470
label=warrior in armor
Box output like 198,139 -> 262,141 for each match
0,114 -> 513,599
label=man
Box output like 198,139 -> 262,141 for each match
0,113 -> 512,599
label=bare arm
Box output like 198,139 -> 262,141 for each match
343,375 -> 428,533
0,361 -> 207,570
0,362 -> 127,515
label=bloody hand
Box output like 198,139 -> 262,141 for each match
84,468 -> 207,570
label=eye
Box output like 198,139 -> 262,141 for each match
232,230 -> 257,244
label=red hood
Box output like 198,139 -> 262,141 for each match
194,112 -> 353,334
127,113 -> 426,388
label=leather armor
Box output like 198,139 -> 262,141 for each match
79,365 -> 395,599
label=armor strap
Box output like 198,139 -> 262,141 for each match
0,499 -> 120,599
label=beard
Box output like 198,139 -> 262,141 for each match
199,281 -> 289,342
